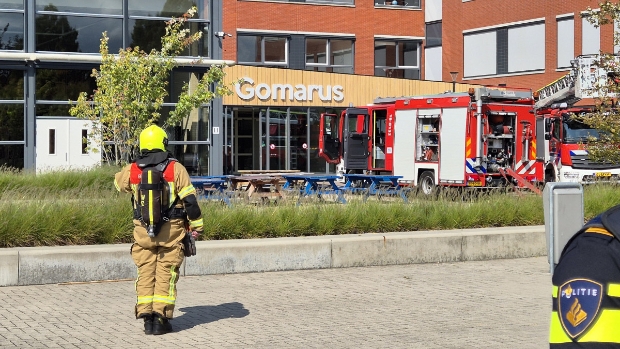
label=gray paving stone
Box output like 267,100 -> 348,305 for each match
0,257 -> 551,348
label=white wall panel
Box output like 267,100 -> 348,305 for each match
582,17 -> 600,55
425,0 -> 442,22
508,23 -> 545,72
424,47 -> 442,81
616,20 -> 619,54
464,32 -> 496,77
557,18 -> 574,68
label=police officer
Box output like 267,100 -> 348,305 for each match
549,204 -> 620,348
114,125 -> 203,335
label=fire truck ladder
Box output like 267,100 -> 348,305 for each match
535,73 -> 576,109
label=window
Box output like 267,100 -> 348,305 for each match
127,0 -> 209,56
374,40 -> 420,79
507,24 -> 545,73
129,20 -> 208,56
0,144 -> 24,168
49,129 -> 56,155
255,0 -> 354,4
128,0 -> 206,17
36,68 -> 97,117
36,4 -> 123,53
425,22 -> 442,48
375,0 -> 421,9
557,16 -> 574,69
616,19 -> 620,54
237,35 -> 288,67
464,32 -> 496,77
34,1 -> 209,56
463,21 -> 545,78
81,129 -> 88,154
305,38 -> 354,74
0,104 -> 25,142
0,0 -> 23,10
35,0 -> 122,15
0,12 -> 24,50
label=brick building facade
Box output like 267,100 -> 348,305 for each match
444,0 -> 614,90
220,0 -> 616,91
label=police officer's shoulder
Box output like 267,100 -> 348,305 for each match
600,204 -> 620,239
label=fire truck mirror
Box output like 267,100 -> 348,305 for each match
543,182 -> 584,275
544,133 -> 551,140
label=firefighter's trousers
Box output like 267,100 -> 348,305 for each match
131,219 -> 185,319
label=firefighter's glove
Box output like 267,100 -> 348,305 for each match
182,231 -> 197,257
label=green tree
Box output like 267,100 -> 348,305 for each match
69,7 -> 234,165
576,2 -> 620,163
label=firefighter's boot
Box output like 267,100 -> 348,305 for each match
152,313 -> 173,335
141,313 -> 153,335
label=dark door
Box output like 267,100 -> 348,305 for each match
343,108 -> 370,170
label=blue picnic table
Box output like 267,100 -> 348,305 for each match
342,174 -> 408,203
281,174 -> 346,204
190,176 -> 232,206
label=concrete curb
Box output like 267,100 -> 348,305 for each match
0,225 -> 547,286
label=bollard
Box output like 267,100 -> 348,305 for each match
543,182 -> 583,275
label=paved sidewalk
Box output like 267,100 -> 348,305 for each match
0,257 -> 551,349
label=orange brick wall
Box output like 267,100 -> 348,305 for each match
443,0 -> 614,90
223,1 -> 425,76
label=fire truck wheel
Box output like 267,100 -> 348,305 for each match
418,171 -> 436,196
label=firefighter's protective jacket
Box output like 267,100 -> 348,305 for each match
114,154 -> 204,247
114,152 -> 203,319
549,205 -> 620,348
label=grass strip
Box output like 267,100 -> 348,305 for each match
1,167 -> 620,247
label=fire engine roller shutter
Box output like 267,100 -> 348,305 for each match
393,109 -> 418,181
439,107 -> 468,182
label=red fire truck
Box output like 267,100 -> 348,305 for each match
319,87 -> 542,194
534,54 -> 620,183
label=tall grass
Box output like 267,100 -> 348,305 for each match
1,166 -> 619,247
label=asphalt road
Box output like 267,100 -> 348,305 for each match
0,257 -> 551,348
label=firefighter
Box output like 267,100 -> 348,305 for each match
549,204 -> 620,348
114,125 -> 203,335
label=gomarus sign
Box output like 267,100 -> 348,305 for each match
235,77 -> 344,103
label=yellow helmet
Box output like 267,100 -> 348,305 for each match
139,125 -> 168,151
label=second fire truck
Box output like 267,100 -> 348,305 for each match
318,87 -> 542,194
534,54 -> 620,184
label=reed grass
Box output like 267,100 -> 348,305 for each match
1,166 -> 619,247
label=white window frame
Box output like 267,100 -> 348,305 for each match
305,37 -> 354,71
237,34 -> 289,66
374,39 -> 421,69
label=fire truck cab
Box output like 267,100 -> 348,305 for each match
319,87 -> 541,194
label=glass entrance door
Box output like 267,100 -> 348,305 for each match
290,108 -> 308,172
266,109 -> 287,171
233,108 -> 257,171
229,107 -> 311,172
